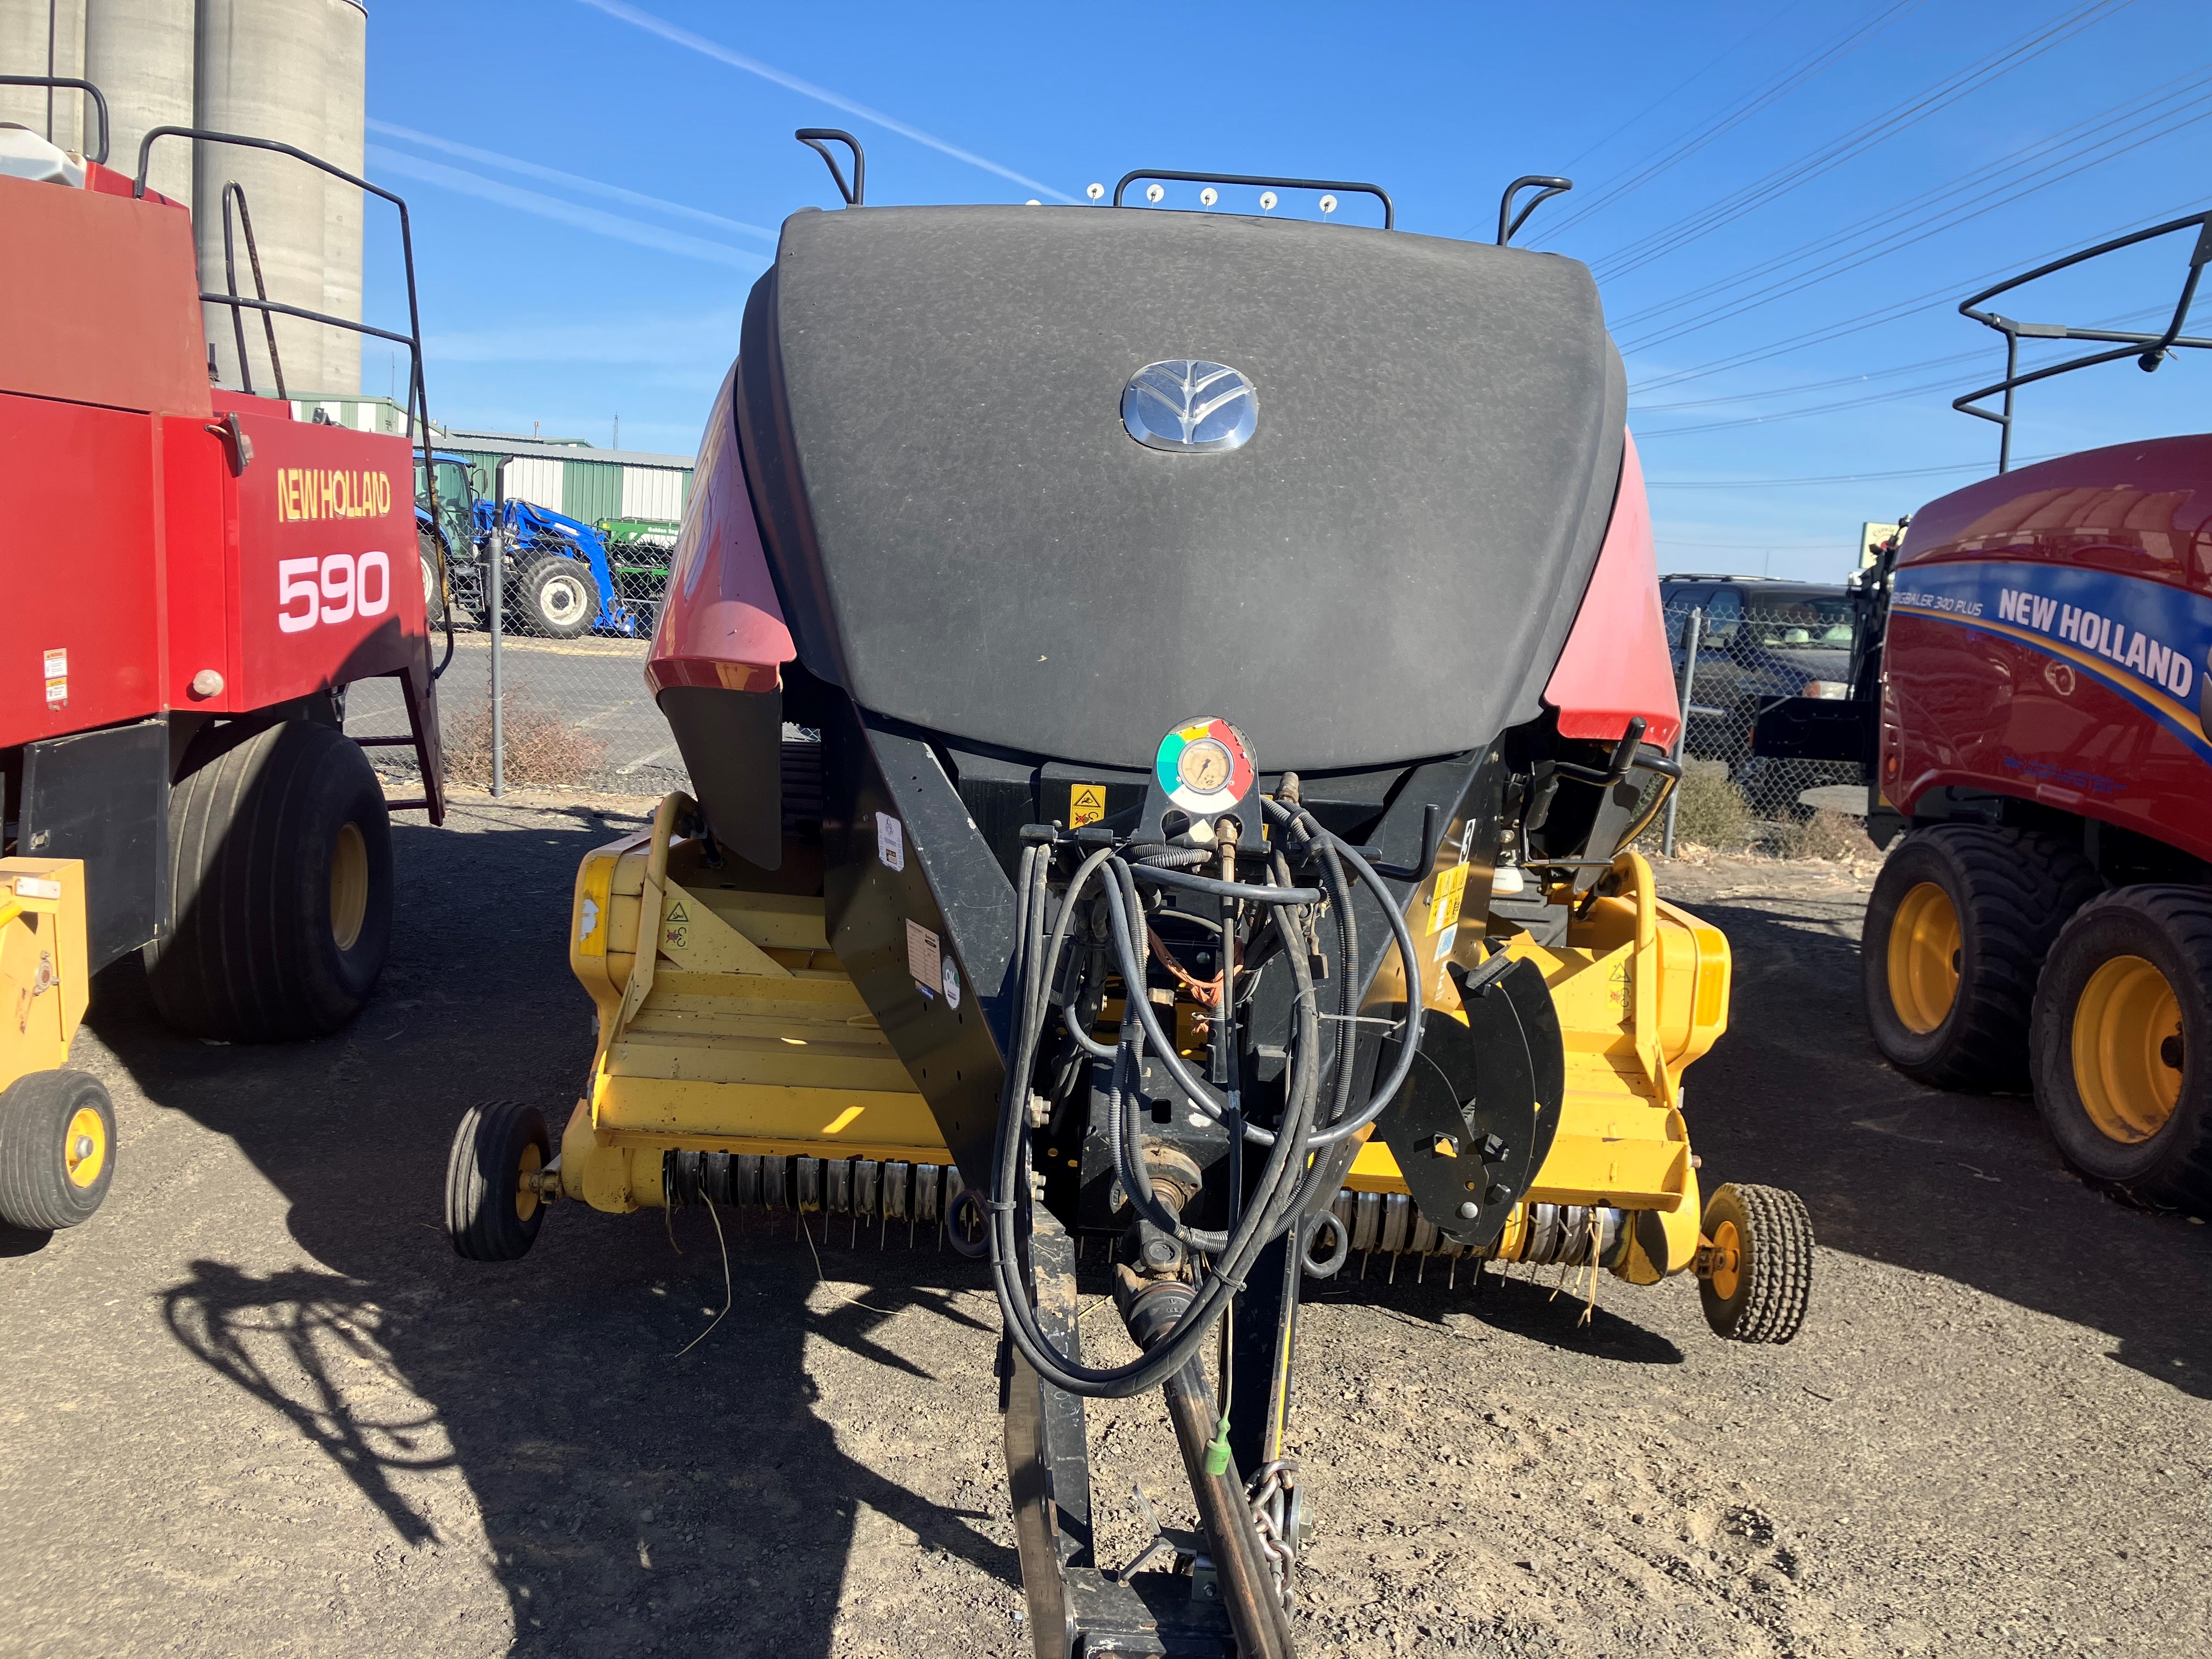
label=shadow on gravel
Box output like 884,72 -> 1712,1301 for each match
84,809 -> 1015,1656
1680,897 -> 2212,1400
0,1224 -> 52,1257
1310,1272 -> 1686,1367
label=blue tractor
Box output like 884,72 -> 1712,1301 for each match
414,451 -> 645,639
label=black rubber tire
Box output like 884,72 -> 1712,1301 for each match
146,719 -> 394,1042
1697,1182 -> 1813,1345
445,1101 -> 553,1262
1862,825 -> 2100,1090
515,555 -> 597,639
419,533 -> 449,631
0,1070 -> 116,1231
946,1186 -> 990,1260
2030,885 -> 2212,1211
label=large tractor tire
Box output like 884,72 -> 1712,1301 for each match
1863,825 -> 2099,1090
419,531 -> 449,632
515,555 -> 597,639
445,1100 -> 552,1261
0,1069 -> 116,1231
147,719 -> 394,1042
2030,885 -> 2212,1210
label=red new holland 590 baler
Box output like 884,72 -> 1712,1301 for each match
0,87 -> 444,1234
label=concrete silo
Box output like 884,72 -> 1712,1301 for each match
316,0 -> 365,393
1,1 -> 89,154
194,0 -> 368,397
83,0 -> 195,208
6,0 -> 369,395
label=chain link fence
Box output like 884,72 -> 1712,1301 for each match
1656,592 -> 1869,856
345,506 -> 691,801
348,562 -> 1873,857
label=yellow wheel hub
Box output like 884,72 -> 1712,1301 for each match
2072,954 -> 2183,1145
1706,1219 -> 1741,1300
64,1105 -> 107,1189
516,1142 -> 543,1222
1888,881 -> 1961,1034
330,822 -> 369,952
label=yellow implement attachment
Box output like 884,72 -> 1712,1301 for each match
546,802 -> 1734,1299
557,795 -> 954,1215
1,859 -> 89,1090
1345,850 -> 1730,1283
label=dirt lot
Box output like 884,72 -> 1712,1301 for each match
2,794 -> 2206,1658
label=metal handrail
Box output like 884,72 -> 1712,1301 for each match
135,126 -> 458,679
0,74 -> 109,163
795,128 -> 863,206
1497,175 -> 1572,246
1953,208 -> 2212,471
134,126 -> 432,442
1113,169 -> 1395,229
218,181 -> 287,399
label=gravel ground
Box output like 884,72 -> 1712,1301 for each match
2,795 -> 2206,1658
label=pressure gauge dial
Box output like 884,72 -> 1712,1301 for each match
1154,717 -> 1256,818
1177,737 -> 1233,795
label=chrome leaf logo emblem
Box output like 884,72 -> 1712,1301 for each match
1121,360 -> 1257,453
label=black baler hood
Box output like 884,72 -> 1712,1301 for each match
737,203 -> 1626,771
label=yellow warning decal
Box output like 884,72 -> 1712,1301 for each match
1069,783 -> 1107,828
662,899 -> 691,954
577,856 -> 613,957
1431,862 -> 1469,935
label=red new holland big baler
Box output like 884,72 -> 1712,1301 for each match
0,90 -> 444,1234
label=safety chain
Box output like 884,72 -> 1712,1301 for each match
1245,1458 -> 1300,1608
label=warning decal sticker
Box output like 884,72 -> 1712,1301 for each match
906,918 -> 941,994
878,813 -> 905,872
1069,783 -> 1107,828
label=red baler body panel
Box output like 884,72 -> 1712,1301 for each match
1883,433 -> 2212,863
1,161 -> 437,794
1543,433 -> 1681,751
647,362 -> 794,698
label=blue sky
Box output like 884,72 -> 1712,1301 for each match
358,0 -> 2210,580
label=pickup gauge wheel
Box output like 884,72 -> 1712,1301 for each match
516,555 -> 597,638
1697,1182 -> 1813,1344
445,1100 -> 554,1261
0,1070 -> 116,1232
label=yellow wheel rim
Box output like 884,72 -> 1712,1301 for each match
516,1142 -> 542,1222
2071,954 -> 2183,1144
330,822 -> 369,952
1707,1219 -> 1742,1300
1887,881 -> 1961,1034
64,1105 -> 107,1188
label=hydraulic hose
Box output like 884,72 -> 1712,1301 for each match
987,803 -> 1430,1401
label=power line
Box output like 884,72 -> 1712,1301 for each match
1632,346 -> 1989,411
1588,0 -> 2128,282
1629,306 -> 2170,433
1647,454 -> 2061,488
1618,105 -> 2212,356
1621,196 -> 2212,396
1610,69 -> 2212,352
1553,1 -> 1812,174
1609,64 -> 2206,329
1527,1 -> 1925,246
